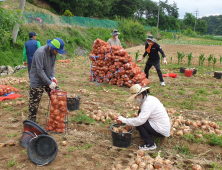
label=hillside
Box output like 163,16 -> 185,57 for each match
201,15 -> 222,35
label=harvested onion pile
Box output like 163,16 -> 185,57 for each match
46,91 -> 67,133
89,39 -> 150,87
112,150 -> 174,170
0,77 -> 28,86
169,113 -> 222,137
112,125 -> 132,133
0,85 -> 19,95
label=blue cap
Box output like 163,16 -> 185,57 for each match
29,31 -> 38,38
47,38 -> 66,54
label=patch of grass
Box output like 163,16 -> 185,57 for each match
5,133 -> 18,137
69,113 -> 96,124
7,155 -> 17,168
197,88 -> 209,95
204,134 -> 222,147
210,162 -> 222,170
173,145 -> 193,157
212,89 -> 220,94
179,100 -> 194,110
178,91 -> 184,95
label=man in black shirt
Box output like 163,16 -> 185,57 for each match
137,35 -> 167,86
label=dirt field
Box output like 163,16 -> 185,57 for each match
0,44 -> 222,170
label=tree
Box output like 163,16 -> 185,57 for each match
196,19 -> 207,34
183,13 -> 195,29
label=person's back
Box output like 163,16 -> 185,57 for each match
23,31 -> 41,78
25,39 -> 38,64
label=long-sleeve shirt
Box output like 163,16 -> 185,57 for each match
107,37 -> 121,46
123,95 -> 171,137
23,39 -> 41,63
143,43 -> 165,63
29,45 -> 56,88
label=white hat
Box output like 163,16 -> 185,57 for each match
127,84 -> 150,101
111,29 -> 120,36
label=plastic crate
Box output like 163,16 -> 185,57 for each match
67,95 -> 81,111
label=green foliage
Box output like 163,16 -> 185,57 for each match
187,52 -> 193,66
7,155 -> 17,168
220,55 -> 222,65
198,53 -> 205,66
173,145 -> 191,156
63,10 -> 73,17
117,18 -> 146,43
207,54 -> 214,67
69,113 -> 96,124
27,0 -> 37,6
213,56 -> 217,68
135,50 -> 140,62
177,51 -> 185,64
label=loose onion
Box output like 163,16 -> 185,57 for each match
137,150 -> 145,157
62,141 -> 67,146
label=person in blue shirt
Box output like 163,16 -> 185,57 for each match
23,31 -> 41,78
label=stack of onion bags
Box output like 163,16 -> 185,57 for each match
46,92 -> 67,133
0,85 -> 19,95
89,39 -> 150,87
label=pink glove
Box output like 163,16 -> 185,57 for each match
23,62 -> 26,66
51,77 -> 58,84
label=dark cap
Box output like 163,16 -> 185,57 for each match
29,31 -> 38,38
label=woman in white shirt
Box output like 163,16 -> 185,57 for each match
117,84 -> 171,150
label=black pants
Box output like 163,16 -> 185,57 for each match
27,63 -> 32,78
136,120 -> 164,145
28,85 -> 51,122
144,61 -> 164,82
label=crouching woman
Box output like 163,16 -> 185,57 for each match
117,84 -> 171,150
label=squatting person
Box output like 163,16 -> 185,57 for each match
107,29 -> 121,46
117,84 -> 171,151
137,35 -> 167,86
28,38 -> 66,122
23,31 -> 41,78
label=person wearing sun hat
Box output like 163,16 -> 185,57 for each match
107,29 -> 121,46
137,35 -> 167,86
116,84 -> 171,151
28,38 -> 66,122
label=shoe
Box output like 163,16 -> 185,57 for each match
160,82 -> 165,86
138,143 -> 157,151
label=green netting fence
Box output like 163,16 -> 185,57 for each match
23,12 -> 118,28
23,12 -> 181,32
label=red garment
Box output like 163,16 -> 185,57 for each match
162,73 -> 177,78
0,94 -> 24,101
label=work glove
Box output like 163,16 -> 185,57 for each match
51,77 -> 58,84
23,62 -> 26,66
116,116 -> 126,123
49,82 -> 57,89
137,58 -> 143,63
164,58 -> 167,65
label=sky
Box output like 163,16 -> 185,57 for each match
152,0 -> 222,19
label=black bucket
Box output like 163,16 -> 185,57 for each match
20,120 -> 49,148
67,95 -> 81,111
110,123 -> 133,148
28,135 -> 58,166
214,72 -> 222,79
180,67 -> 186,73
191,68 -> 197,75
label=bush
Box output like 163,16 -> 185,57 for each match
63,10 -> 74,17
117,18 -> 146,43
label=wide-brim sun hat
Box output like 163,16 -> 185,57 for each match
111,29 -> 120,36
127,84 -> 150,101
47,38 -> 66,54
146,35 -> 156,42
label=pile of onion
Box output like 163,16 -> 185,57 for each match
170,115 -> 222,137
112,150 -> 174,170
